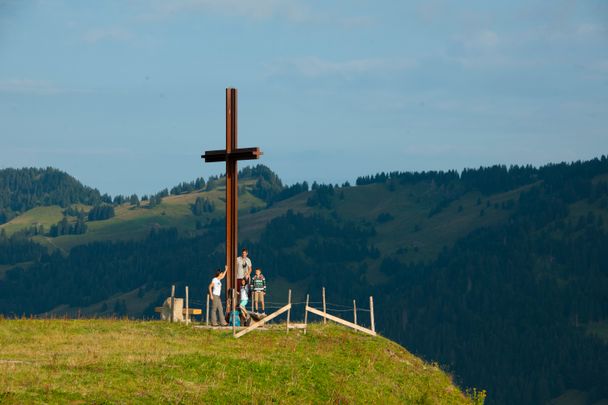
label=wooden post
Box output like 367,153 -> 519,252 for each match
206,294 -> 210,326
185,286 -> 189,325
322,287 -> 327,325
304,294 -> 309,335
353,299 -> 357,326
232,288 -> 236,335
370,296 -> 375,333
170,285 -> 176,323
286,289 -> 292,333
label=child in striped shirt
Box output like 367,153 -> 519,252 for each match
251,268 -> 266,314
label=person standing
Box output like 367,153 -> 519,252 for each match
251,268 -> 266,314
235,248 -> 252,287
208,267 -> 228,326
238,278 -> 251,325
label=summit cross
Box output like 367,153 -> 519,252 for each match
202,88 -> 263,296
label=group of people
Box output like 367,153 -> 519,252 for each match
208,248 -> 267,327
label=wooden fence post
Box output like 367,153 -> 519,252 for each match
304,294 -> 309,335
185,286 -> 189,325
370,296 -> 375,333
206,294 -> 210,326
353,299 -> 357,326
322,287 -> 327,325
286,289 -> 292,333
170,285 -> 176,323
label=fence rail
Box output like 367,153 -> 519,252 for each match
159,286 -> 377,338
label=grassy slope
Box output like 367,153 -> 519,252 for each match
2,174 -> 605,259
0,178 -> 527,261
0,206 -> 65,235
0,180 -> 267,252
241,183 -> 528,262
0,320 -> 473,404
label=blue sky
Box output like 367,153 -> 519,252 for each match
0,0 -> 606,196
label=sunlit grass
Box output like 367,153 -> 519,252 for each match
0,319 -> 471,404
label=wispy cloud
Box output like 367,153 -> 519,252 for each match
5,146 -> 132,157
0,78 -> 59,95
138,0 -> 374,27
140,0 -> 319,23
82,27 -> 133,44
461,30 -> 499,50
576,22 -> 606,37
267,56 -> 417,79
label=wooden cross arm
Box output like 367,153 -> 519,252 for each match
202,147 -> 263,163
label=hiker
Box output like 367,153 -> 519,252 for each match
236,248 -> 252,286
251,268 -> 266,314
208,267 -> 228,326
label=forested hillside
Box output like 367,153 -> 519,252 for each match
0,157 -> 607,404
0,167 -> 103,224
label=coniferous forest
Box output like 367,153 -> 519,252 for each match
0,157 -> 607,404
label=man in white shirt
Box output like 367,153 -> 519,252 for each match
208,267 -> 228,326
235,248 -> 252,288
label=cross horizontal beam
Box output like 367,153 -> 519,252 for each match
202,147 -> 263,163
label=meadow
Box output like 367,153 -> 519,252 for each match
0,319 -> 475,404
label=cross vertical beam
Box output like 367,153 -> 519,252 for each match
225,88 -> 238,295
202,88 -> 263,298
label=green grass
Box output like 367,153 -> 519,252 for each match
0,206 -> 65,236
0,319 -> 474,404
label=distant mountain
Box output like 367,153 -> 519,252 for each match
0,156 -> 607,404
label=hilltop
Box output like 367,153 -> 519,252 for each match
0,320 -> 477,404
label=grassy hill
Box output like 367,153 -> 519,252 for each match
0,320 -> 478,404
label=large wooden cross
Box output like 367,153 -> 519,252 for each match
202,88 -> 262,296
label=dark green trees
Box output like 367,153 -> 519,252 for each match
191,197 -> 215,215
88,205 -> 115,221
